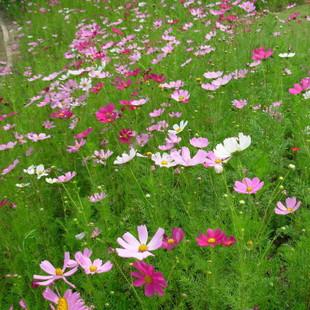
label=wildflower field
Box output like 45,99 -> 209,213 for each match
0,0 -> 310,309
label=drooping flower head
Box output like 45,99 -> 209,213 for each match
131,261 -> 167,297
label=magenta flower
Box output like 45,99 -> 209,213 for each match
74,127 -> 93,139
234,177 -> 264,194
50,109 -> 73,119
116,225 -> 165,260
196,228 -> 225,247
232,99 -> 247,109
75,252 -> 112,275
33,253 -> 78,287
95,103 -> 119,123
275,197 -> 301,215
189,137 -> 209,148
131,261 -> 167,297
43,287 -> 89,310
222,235 -> 237,247
119,128 -> 135,144
162,227 -> 185,250
252,47 -> 273,61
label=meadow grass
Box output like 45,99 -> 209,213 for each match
0,0 -> 310,309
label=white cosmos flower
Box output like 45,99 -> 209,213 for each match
213,143 -> 232,160
114,149 -> 137,165
303,90 -> 310,100
168,120 -> 188,135
151,152 -> 177,168
279,52 -> 295,58
24,165 -> 36,175
36,165 -> 49,179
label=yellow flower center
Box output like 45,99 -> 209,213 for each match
57,297 -> 68,310
138,244 -> 148,252
215,159 -> 222,164
178,96 -> 185,101
176,128 -> 181,132
167,238 -> 175,244
55,268 -> 63,276
89,265 -> 97,272
287,207 -> 293,212
161,160 -> 168,166
145,151 -> 153,158
246,186 -> 253,192
207,238 -> 216,243
144,275 -> 153,284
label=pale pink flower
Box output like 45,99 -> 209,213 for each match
275,197 -> 301,215
232,99 -> 248,109
75,253 -> 112,275
203,71 -> 223,79
170,147 -> 208,166
149,108 -> 165,118
189,137 -> 209,148
171,89 -> 190,103
27,133 -> 51,142
33,253 -> 78,287
116,225 -> 165,260
88,192 -> 106,203
234,177 -> 264,194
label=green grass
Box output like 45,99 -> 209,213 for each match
0,0 -> 310,309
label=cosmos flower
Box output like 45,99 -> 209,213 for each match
116,225 -> 165,260
75,252 -> 112,275
189,137 -> 209,148
96,104 -> 119,123
33,253 -> 78,287
251,47 -> 273,61
168,120 -> 188,135
88,192 -> 106,203
162,227 -> 185,250
171,89 -> 190,103
275,197 -> 301,215
151,152 -> 177,168
27,133 -> 51,142
46,171 -> 76,184
113,148 -> 137,165
118,128 -> 136,144
234,177 -> 264,194
43,288 -> 89,310
203,71 -> 223,79
232,99 -> 248,109
170,147 -> 208,166
131,261 -> 167,297
196,229 -> 226,247
203,151 -> 228,173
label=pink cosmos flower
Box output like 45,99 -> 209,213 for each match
239,1 -> 256,13
46,172 -> 76,184
170,147 -> 208,166
74,127 -> 93,139
43,288 -> 89,310
222,235 -> 237,247
232,99 -> 248,109
1,159 -> 19,175
149,108 -> 165,118
234,177 -> 264,194
275,197 -> 301,215
289,83 -> 303,95
50,109 -> 73,119
136,133 -> 151,147
33,253 -> 78,287
75,252 -> 112,275
88,192 -> 106,203
27,133 -> 51,142
252,47 -> 273,61
116,225 -> 165,260
162,228 -> 185,250
67,139 -> 86,153
196,229 -> 226,247
131,261 -> 167,297
203,71 -> 223,79
171,89 -> 190,103
119,128 -> 136,144
95,104 -> 119,123
189,137 -> 209,148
